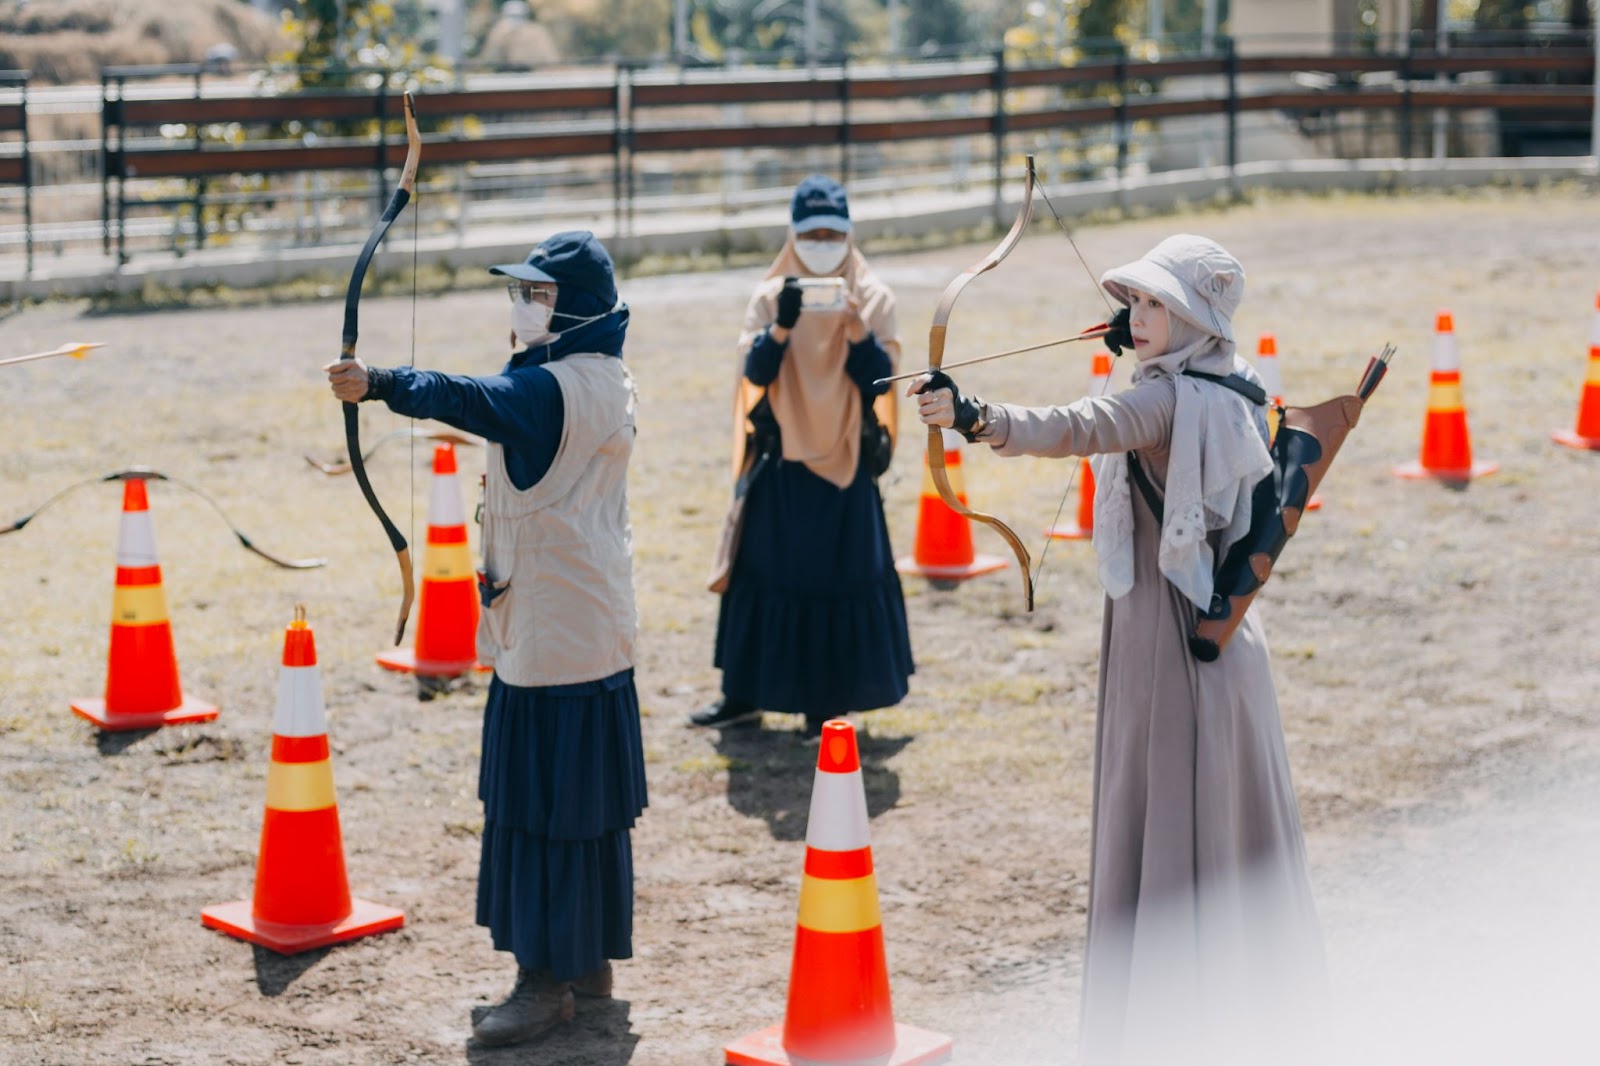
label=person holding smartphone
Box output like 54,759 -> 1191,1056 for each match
692,174 -> 914,742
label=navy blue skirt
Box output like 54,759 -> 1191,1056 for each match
476,669 -> 647,980
714,455 -> 914,719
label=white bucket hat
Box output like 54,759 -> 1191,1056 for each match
1100,234 -> 1245,343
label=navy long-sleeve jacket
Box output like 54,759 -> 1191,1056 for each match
369,360 -> 563,491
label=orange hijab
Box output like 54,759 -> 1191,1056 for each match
731,236 -> 900,489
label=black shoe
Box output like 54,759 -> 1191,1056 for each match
688,698 -> 759,728
472,966 -> 574,1047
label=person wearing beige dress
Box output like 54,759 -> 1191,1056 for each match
910,235 -> 1325,1065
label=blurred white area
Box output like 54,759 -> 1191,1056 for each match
1321,761 -> 1600,1066
955,757 -> 1600,1065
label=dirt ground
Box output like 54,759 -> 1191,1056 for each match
3,187 -> 1599,1066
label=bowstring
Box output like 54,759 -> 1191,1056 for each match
1028,164 -> 1118,599
408,105 -> 419,557
1030,361 -> 1116,596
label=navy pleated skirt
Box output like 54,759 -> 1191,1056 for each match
714,455 -> 914,720
476,668 -> 647,981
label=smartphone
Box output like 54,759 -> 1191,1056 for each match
796,277 -> 847,313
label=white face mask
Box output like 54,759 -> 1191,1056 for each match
512,299 -> 623,350
511,301 -> 554,347
794,238 -> 849,277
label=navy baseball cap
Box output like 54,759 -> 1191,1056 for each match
489,230 -> 617,305
790,174 -> 851,234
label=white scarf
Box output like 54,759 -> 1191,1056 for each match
1090,314 -> 1272,611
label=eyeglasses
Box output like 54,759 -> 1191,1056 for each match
507,282 -> 556,305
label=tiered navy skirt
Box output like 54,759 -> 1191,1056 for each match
475,669 -> 647,981
714,457 -> 914,719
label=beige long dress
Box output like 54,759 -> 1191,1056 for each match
991,377 -> 1325,1066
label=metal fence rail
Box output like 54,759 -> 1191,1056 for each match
1,34 -> 1596,277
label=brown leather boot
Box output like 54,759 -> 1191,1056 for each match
472,967 -> 574,1047
571,960 -> 613,999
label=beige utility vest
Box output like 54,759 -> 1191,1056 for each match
476,353 -> 638,686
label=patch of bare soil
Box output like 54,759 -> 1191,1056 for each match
2,187 -> 1599,1064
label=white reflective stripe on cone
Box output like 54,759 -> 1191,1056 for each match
940,427 -> 964,452
274,666 -> 329,737
804,768 -> 871,852
116,510 -> 159,568
1432,329 -> 1461,372
1256,353 -> 1283,399
429,473 -> 467,527
1589,309 -> 1600,346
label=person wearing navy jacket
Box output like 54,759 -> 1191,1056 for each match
326,231 -> 646,1048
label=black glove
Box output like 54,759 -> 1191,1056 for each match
775,276 -> 803,330
1102,305 -> 1133,356
916,369 -> 984,441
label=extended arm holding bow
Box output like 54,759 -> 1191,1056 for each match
1,468 -> 326,569
339,91 -> 421,646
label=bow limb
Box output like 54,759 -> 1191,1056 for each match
925,156 -> 1039,612
340,91 -> 421,646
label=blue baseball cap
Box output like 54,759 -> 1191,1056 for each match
489,230 -> 617,306
790,174 -> 852,235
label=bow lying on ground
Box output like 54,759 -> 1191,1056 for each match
303,427 -> 483,476
0,342 -> 103,368
339,90 -> 422,646
0,468 -> 326,569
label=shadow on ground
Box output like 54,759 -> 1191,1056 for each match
251,943 -> 331,997
716,721 -> 911,841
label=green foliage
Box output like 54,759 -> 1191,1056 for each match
280,0 -> 427,87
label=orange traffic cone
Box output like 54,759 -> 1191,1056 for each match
1255,333 -> 1321,511
202,607 -> 404,954
1046,351 -> 1113,540
1395,310 -> 1498,481
375,443 -> 489,677
1551,287 -> 1600,450
895,429 -> 1007,586
70,478 -> 219,731
726,721 -> 952,1066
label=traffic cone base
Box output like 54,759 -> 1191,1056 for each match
1045,522 -> 1091,540
894,552 -> 1008,581
1551,428 -> 1600,451
200,896 -> 404,955
71,695 -> 218,732
1393,458 -> 1500,480
374,646 -> 491,677
726,1023 -> 953,1066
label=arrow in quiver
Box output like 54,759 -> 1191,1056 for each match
1188,345 -> 1395,662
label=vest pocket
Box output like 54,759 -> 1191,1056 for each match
476,567 -> 514,661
